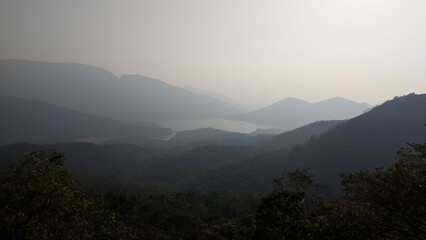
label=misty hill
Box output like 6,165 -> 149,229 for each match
169,128 -> 275,150
169,128 -> 245,145
262,120 -> 344,147
249,128 -> 287,135
105,120 -> 339,151
232,97 -> 370,129
184,86 -> 253,111
103,136 -> 171,150
1,93 -> 424,194
104,128 -> 273,150
0,59 -> 241,123
194,93 -> 426,192
0,95 -> 172,145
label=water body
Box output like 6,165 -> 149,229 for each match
159,118 -> 283,134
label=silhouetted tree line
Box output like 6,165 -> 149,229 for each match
1,142 -> 425,239
254,142 -> 426,240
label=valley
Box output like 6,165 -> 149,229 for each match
1,2 -> 425,236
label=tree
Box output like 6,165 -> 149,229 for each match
0,151 -> 134,240
254,191 -> 310,240
273,168 -> 325,211
340,143 -> 426,239
255,142 -> 426,240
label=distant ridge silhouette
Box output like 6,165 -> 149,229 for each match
231,96 -> 370,129
0,59 -> 242,123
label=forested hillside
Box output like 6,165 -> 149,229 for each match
1,94 -> 425,194
193,94 -> 426,192
0,95 -> 172,145
2,1 -> 425,238
1,140 -> 424,239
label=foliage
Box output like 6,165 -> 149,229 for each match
0,151 -> 134,240
0,141 -> 425,239
254,191 -> 309,240
254,142 -> 426,239
338,143 -> 426,239
102,190 -> 259,240
273,168 -> 325,211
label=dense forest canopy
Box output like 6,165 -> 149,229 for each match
1,141 -> 425,239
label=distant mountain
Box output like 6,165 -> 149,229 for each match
1,94 -> 424,194
199,93 -> 426,192
231,97 -> 370,129
249,128 -> 287,135
0,95 -> 172,145
0,59 -> 241,123
183,86 -> 253,111
262,120 -> 344,147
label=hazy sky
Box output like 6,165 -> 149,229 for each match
1,0 -> 425,107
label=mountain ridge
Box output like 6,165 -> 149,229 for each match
193,93 -> 426,192
0,59 -> 242,123
0,95 -> 172,145
0,94 -> 424,194
230,96 -> 370,129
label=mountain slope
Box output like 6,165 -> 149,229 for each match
0,95 -> 172,145
0,142 -> 160,191
103,128 -> 273,150
0,142 -> 258,192
1,94 -> 423,194
232,97 -> 370,129
169,128 -> 245,145
198,93 -> 426,192
0,59 -> 241,123
262,120 -> 344,147
183,85 -> 253,111
168,128 -> 273,150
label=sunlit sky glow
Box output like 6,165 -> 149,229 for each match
1,0 -> 425,108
